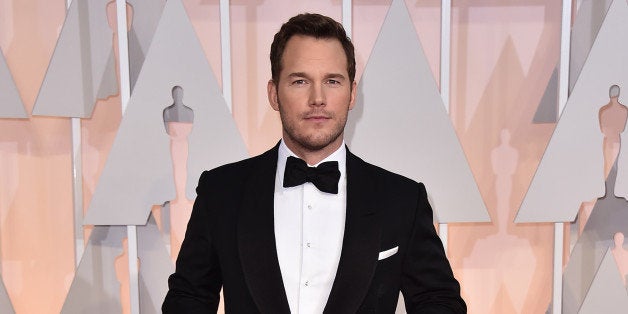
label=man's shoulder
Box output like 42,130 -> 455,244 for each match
197,145 -> 277,187
349,150 -> 424,191
201,150 -> 273,178
206,154 -> 261,175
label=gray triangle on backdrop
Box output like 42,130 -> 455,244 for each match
137,216 -> 173,313
562,165 -> 628,313
345,0 -> 489,223
515,0 -> 628,223
0,276 -> 15,314
62,216 -> 173,313
83,0 -> 247,225
127,0 -> 166,92
578,247 -> 628,314
569,0 -> 613,93
563,241 -> 609,314
96,49 -> 118,100
32,0 -> 116,118
61,226 -> 126,314
532,66 -> 558,124
0,50 -> 26,118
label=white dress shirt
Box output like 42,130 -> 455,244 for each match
274,140 -> 347,314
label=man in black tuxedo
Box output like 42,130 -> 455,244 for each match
162,13 -> 465,313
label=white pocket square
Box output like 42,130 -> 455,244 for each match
378,246 -> 398,260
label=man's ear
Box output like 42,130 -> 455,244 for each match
268,80 -> 279,111
349,80 -> 357,110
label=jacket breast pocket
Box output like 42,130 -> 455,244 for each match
357,250 -> 404,313
373,245 -> 402,295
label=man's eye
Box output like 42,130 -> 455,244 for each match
327,79 -> 340,85
292,79 -> 306,85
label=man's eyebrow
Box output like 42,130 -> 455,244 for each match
287,72 -> 307,78
286,72 -> 346,80
325,73 -> 346,80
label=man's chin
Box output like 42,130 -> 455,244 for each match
297,136 -> 342,152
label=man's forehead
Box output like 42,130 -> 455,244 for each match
283,35 -> 342,50
281,36 -> 347,66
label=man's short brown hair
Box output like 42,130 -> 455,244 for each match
270,13 -> 356,84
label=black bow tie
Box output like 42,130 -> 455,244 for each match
283,156 -> 341,194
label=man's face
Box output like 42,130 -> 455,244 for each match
268,35 -> 357,155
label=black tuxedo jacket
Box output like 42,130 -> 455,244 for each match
163,144 -> 466,313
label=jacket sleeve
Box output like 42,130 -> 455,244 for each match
401,183 -> 467,314
162,171 -> 222,313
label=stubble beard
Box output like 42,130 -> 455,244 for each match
278,100 -> 348,153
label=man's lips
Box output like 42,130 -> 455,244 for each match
303,112 -> 332,120
304,116 -> 330,120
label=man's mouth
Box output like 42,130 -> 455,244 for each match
303,112 -> 332,121
305,116 -> 330,120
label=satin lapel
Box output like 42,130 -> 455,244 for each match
324,149 -> 381,313
237,144 -> 291,314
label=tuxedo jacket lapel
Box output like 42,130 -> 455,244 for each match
237,145 -> 291,314
324,149 -> 382,313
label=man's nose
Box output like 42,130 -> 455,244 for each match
309,84 -> 325,106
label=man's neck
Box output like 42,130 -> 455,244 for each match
282,137 -> 344,166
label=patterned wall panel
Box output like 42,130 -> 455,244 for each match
347,0 -> 489,223
32,0 -> 116,118
61,217 -> 172,314
84,0 -> 247,225
0,50 -> 25,118
516,0 -> 628,223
